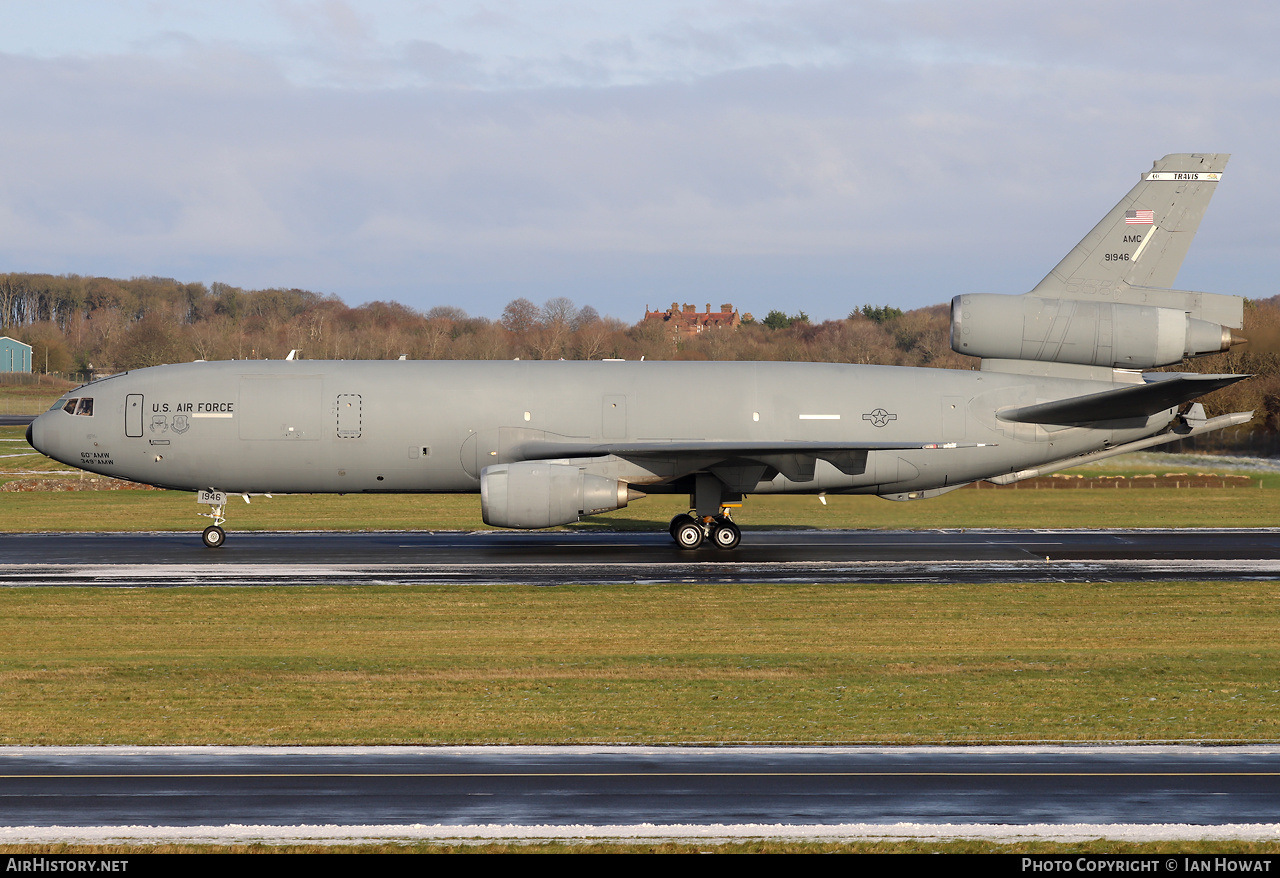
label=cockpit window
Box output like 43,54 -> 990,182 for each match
49,400 -> 66,412
61,398 -> 93,416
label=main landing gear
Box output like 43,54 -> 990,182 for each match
669,511 -> 741,551
670,474 -> 743,550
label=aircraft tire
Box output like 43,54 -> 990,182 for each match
202,525 -> 226,549
712,521 -> 741,550
674,521 -> 704,550
668,513 -> 696,539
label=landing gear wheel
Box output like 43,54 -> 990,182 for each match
669,513 -> 696,539
712,520 -> 741,550
202,525 -> 226,549
675,520 -> 705,550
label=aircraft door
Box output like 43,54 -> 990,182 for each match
125,394 -> 144,438
336,394 -> 362,438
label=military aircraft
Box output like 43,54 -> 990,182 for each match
27,153 -> 1252,549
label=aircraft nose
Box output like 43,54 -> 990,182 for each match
26,413 -> 48,456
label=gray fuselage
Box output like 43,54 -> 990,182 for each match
29,359 -> 1172,500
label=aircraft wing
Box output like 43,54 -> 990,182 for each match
513,438 -> 992,480
519,439 -> 986,457
997,372 -> 1249,426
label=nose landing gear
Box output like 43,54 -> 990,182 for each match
196,490 -> 229,548
196,490 -> 272,547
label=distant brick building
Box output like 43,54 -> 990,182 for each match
643,303 -> 741,338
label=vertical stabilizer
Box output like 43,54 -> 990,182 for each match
1032,153 -> 1229,296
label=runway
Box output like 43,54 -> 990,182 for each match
2,528 -> 1280,585
1,745 -> 1279,844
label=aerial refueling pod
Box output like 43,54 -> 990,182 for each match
480,462 -> 642,529
950,294 -> 1242,369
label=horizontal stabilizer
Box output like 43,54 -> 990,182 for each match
988,409 -> 1254,484
997,372 -> 1248,425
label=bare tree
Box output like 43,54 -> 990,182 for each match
501,298 -> 541,334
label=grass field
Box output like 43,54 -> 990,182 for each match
6,485 -> 1280,532
0,378 -> 74,415
1,581 -> 1277,746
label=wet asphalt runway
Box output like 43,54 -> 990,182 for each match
2,528 -> 1279,585
3,746 -> 1280,831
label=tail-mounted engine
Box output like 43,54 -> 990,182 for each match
951,292 -> 1244,369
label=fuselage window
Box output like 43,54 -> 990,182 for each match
75,398 -> 93,416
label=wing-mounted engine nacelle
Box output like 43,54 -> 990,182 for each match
480,461 -> 639,529
951,293 -> 1242,369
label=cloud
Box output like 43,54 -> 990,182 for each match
0,2 -> 1276,320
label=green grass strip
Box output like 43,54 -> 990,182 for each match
1,582 -> 1277,745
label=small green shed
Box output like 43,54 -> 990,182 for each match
0,337 -> 33,373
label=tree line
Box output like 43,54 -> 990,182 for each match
0,273 -> 975,373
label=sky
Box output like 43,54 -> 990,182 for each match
1,1 -> 1277,322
